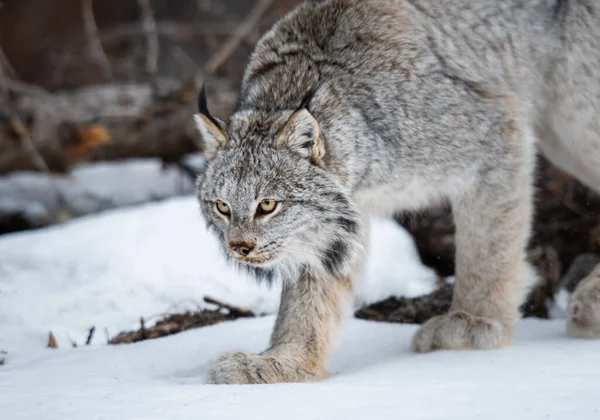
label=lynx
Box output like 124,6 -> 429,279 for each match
195,0 -> 600,384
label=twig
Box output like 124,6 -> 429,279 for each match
0,44 -> 16,77
204,0 -> 275,74
140,317 -> 147,339
0,52 -> 7,95
162,157 -> 203,182
47,332 -> 58,349
100,22 -> 240,44
0,44 -> 15,94
85,326 -> 96,345
82,0 -> 111,78
7,117 -> 50,173
170,45 -> 197,73
0,79 -> 49,96
137,0 -> 159,77
21,133 -> 51,172
203,296 -> 255,317
0,34 -> 49,96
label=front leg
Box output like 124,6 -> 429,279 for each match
412,127 -> 535,352
207,269 -> 353,384
567,263 -> 600,339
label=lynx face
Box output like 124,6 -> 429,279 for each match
195,88 -> 362,281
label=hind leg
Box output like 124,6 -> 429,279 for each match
538,29 -> 600,193
412,120 -> 535,352
537,113 -> 600,195
539,109 -> 600,339
567,263 -> 600,338
538,47 -> 600,336
538,2 -> 600,193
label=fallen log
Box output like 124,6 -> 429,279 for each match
0,77 -> 236,174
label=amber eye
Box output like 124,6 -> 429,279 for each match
215,201 -> 231,216
258,199 -> 277,215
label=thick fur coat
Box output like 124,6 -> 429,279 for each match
195,0 -> 600,384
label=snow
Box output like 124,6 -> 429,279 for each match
1,317 -> 598,420
0,157 -> 201,227
354,217 -> 439,306
1,196 -> 598,420
0,196 -> 436,351
549,288 -> 572,319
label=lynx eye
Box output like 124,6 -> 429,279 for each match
257,199 -> 278,216
215,200 -> 231,216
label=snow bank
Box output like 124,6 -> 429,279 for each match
0,157 -> 202,229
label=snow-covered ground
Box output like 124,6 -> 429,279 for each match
1,317 -> 598,420
1,196 -> 598,420
0,156 -> 203,229
0,196 -> 436,351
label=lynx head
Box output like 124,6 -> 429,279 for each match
194,85 -> 362,282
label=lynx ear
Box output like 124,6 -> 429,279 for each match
194,84 -> 227,161
275,108 -> 325,166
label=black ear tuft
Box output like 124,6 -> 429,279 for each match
197,83 -> 208,114
197,83 -> 221,128
298,89 -> 317,112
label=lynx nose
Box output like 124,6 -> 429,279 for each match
230,241 -> 255,257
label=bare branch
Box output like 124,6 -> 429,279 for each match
204,0 -> 275,75
0,44 -> 16,94
203,296 -> 255,317
100,22 -> 239,44
85,326 -> 96,345
0,45 -> 48,96
1,79 -> 49,96
170,45 -> 198,73
7,117 -> 51,173
82,0 -> 111,79
0,45 -> 16,78
0,56 -> 6,95
137,0 -> 159,77
21,134 -> 50,173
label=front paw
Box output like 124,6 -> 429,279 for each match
206,351 -> 324,384
567,269 -> 600,338
411,311 -> 510,353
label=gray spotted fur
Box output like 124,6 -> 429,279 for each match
196,0 -> 600,384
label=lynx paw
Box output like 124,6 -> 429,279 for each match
411,311 -> 510,353
567,270 -> 600,338
206,351 -> 323,384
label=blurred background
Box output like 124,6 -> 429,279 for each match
0,0 -> 599,328
0,0 -> 302,234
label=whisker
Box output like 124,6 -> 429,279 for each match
282,245 -> 332,263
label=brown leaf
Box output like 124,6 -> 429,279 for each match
179,88 -> 196,103
47,332 -> 58,349
65,123 -> 112,159
7,119 -> 29,140
78,123 -> 111,148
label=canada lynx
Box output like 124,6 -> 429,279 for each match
195,0 -> 600,384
